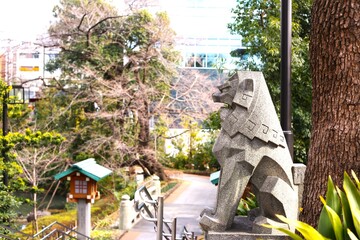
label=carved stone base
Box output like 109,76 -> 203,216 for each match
206,232 -> 291,240
205,216 -> 291,240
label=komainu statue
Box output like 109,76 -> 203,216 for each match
199,71 -> 299,232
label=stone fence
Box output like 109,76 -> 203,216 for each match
119,175 -> 161,230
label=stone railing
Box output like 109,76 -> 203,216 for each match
119,175 -> 161,230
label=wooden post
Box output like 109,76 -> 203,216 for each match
77,199 -> 91,239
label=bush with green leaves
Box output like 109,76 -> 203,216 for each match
162,117 -> 220,172
192,138 -> 219,171
166,135 -> 220,171
237,192 -> 258,216
265,170 -> 360,240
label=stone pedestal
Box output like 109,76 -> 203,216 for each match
205,216 -> 291,240
206,232 -> 291,240
292,163 -> 306,207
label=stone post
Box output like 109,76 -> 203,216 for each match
77,199 -> 91,240
153,175 -> 161,198
292,163 -> 306,213
136,173 -> 144,186
119,194 -> 133,230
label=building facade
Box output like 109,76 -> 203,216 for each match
120,0 -> 243,70
0,41 -> 60,101
147,0 -> 243,70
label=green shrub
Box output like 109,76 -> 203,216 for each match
91,229 -> 121,239
113,180 -> 137,200
65,202 -> 77,211
169,152 -> 188,170
192,140 -> 219,171
161,181 -> 178,193
237,192 -> 258,216
264,170 -> 360,240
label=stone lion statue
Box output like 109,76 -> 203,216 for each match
199,71 -> 299,232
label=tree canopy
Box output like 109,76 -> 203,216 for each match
41,0 -> 182,180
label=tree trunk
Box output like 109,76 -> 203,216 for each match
32,151 -> 39,233
138,153 -> 167,181
33,192 -> 39,233
300,0 -> 360,226
137,99 -> 167,181
138,100 -> 151,147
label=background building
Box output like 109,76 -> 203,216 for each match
0,41 -> 60,102
167,0 -> 242,69
15,43 -> 60,83
143,0 -> 243,70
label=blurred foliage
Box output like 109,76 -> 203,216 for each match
264,170 -> 360,240
203,111 -> 221,130
0,80 -> 66,231
161,181 -> 178,193
237,192 -> 258,216
160,116 -> 220,172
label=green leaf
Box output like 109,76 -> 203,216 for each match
353,209 -> 360,238
276,214 -> 329,240
318,176 -> 340,239
337,186 -> 355,237
344,172 -> 360,237
351,170 -> 360,190
262,223 -> 303,240
320,196 -> 344,240
347,229 -> 359,240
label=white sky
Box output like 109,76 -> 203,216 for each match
0,0 -> 237,45
0,0 -> 59,42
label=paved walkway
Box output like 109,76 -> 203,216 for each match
120,174 -> 217,240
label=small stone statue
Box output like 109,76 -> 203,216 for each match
200,71 -> 298,232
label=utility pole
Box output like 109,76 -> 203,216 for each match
2,90 -> 8,186
280,0 -> 294,160
2,39 -> 10,186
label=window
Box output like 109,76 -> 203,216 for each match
75,180 -> 88,194
19,52 -> 39,59
206,53 -> 219,68
47,53 -> 59,60
186,53 -> 205,68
